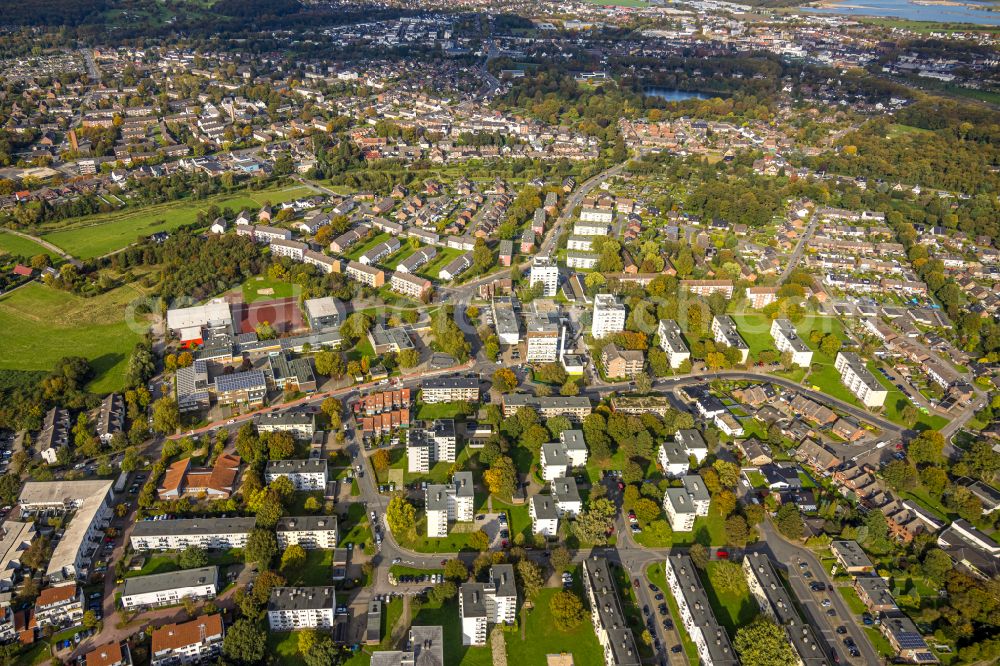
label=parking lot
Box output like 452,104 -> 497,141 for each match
477,512 -> 508,548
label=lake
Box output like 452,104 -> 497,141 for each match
645,88 -> 711,102
801,0 -> 1000,25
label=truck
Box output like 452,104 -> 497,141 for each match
114,471 -> 129,495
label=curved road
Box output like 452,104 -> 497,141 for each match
0,228 -> 79,266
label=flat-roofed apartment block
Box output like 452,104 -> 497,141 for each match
421,377 -> 479,404
266,353 -> 317,393
552,476 -> 582,516
834,352 -> 887,407
492,296 -> 521,345
425,473 -> 475,537
743,553 -> 827,665
591,294 -> 626,340
0,521 -> 35,591
370,625 -> 444,666
264,459 -> 327,491
303,296 -> 346,330
663,488 -> 696,531
213,370 -> 267,407
601,344 -> 644,379
770,319 -> 813,368
664,554 -> 738,665
391,272 -> 432,300
580,556 -> 641,666
34,584 -> 84,628
267,587 -> 336,631
121,567 -> 218,610
682,280 -> 734,298
853,576 -> 898,613
459,564 -> 517,646
130,517 -> 257,551
19,480 -> 114,585
830,540 -> 874,574
407,420 -> 456,473
529,494 -> 559,536
657,320 -> 690,368
711,315 -> 749,364
151,613 -> 224,666
529,256 -> 559,297
501,395 -> 592,421
175,360 -> 211,412
253,411 -> 315,439
525,310 -> 561,363
275,515 -> 338,549
346,260 -> 385,287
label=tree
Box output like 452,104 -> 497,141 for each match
922,548 -> 953,584
269,475 -> 295,504
714,490 -> 737,518
633,498 -> 661,524
710,560 -> 748,596
635,373 -> 653,395
744,503 -> 765,526
121,446 -> 142,472
517,559 -> 544,599
427,581 -> 458,604
468,530 -> 490,551
444,559 -> 468,582
774,503 -> 804,540
560,379 -> 580,397
304,637 -> 344,666
882,459 -> 918,491
265,432 -> 295,460
958,439 -> 1000,481
386,496 -> 416,535
245,529 -> 277,569
151,397 -> 179,434
572,498 -> 616,545
908,430 -> 945,465
492,368 -> 518,393
551,546 -> 572,573
314,351 -> 345,377
550,590 -> 586,631
304,496 -> 322,513
690,543 -> 709,570
179,546 -> 208,569
398,349 -> 420,368
725,515 -> 751,547
255,321 -> 277,340
733,616 -> 798,666
82,610 -> 98,629
281,544 -> 307,573
223,619 -> 267,664
713,460 -> 740,489
484,456 -> 517,498
371,449 -> 390,472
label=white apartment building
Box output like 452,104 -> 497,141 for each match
459,565 -> 517,646
275,515 -> 338,549
663,488 -> 696,531
676,429 -> 708,464
130,517 -> 257,551
529,494 -> 559,536
770,319 -> 813,368
34,584 -> 84,629
566,251 -> 598,269
264,459 -> 327,491
267,587 -> 336,631
269,239 -> 307,261
711,315 -> 749,364
407,421 -> 457,473
559,429 -> 589,466
525,312 -> 561,363
540,441 -> 571,482
567,235 -> 594,251
390,272 -> 431,300
657,320 -> 690,369
529,257 -> 559,297
681,475 -> 711,516
581,557 -> 641,666
425,473 -> 475,537
421,377 -> 478,404
664,554 -> 739,665
658,442 -> 690,478
121,567 -> 218,610
591,294 -> 626,340
578,208 -> 613,225
835,352 -> 887,407
151,614 -> 225,666
552,476 -> 583,516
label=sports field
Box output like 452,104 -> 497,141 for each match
38,185 -> 313,259
0,282 -> 148,392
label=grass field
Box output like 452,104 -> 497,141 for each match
0,231 -> 58,260
283,549 -> 334,586
837,585 -> 868,614
39,185 -> 313,259
240,274 -> 298,302
410,597 -> 492,666
701,562 -> 759,637
505,587 -> 604,665
868,361 -> 949,431
383,244 -> 421,270
345,232 -> 392,262
417,248 -> 463,281
0,282 -> 148,392
416,402 -> 471,420
671,501 -> 729,547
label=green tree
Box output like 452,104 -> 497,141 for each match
549,590 -> 586,631
689,543 -> 709,570
492,368 -> 518,393
725,515 -> 751,547
386,496 -> 416,535
921,548 -> 953,584
908,430 -> 945,465
709,560 -> 748,596
222,619 -> 267,664
280,544 -> 307,573
774,503 -> 804,540
882,459 -> 918,491
371,448 -> 390,472
444,559 -> 468,582
179,546 -> 208,569
551,546 -> 572,573
483,456 -> 517,498
733,617 -> 798,666
151,397 -> 179,434
245,529 -> 277,569
398,349 -> 420,368
517,559 -> 545,599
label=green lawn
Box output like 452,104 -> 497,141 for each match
383,243 -> 421,270
868,361 -> 949,431
345,232 -> 392,261
410,597 -> 492,666
865,626 -> 896,659
701,562 -> 759,637
396,515 -> 480,553
730,312 -> 778,358
491,498 -> 532,543
389,565 -> 444,579
0,231 -> 58,260
416,402 -> 473,420
671,501 -> 729,547
241,274 -> 297,302
837,585 -> 868,615
0,281 -> 147,392
417,248 -> 463,281
125,550 -> 241,578
506,587 -> 604,665
284,549 -> 334,586
647,562 -> 700,662
341,503 -> 374,549
266,631 -> 306,665
40,184 -> 312,259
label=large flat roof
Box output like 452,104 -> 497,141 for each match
122,566 -> 218,598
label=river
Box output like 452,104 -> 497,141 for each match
801,0 -> 1000,25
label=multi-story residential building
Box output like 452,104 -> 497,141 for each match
275,516 -> 338,549
84,642 -> 131,666
501,395 -> 592,421
854,576 -> 898,613
681,475 -> 711,516
97,393 -> 124,444
591,294 -> 626,339
529,256 -> 559,297
390,272 -> 432,300
657,320 -> 690,369
213,370 -> 267,407
559,430 -> 589,466
421,377 -> 478,404
880,612 -> 936,663
37,406 -> 70,465
157,454 -> 241,501
746,286 -> 778,309
566,251 -> 598,269
664,554 -> 738,665
34,585 -> 84,629
529,494 -> 559,536
552,477 -> 582,516
540,442 -> 570,482
130,517 -> 257,551
121,567 -> 218,610
742,553 -> 826,665
601,344 -> 644,379
711,315 -> 749,363
676,429 -> 708,464
575,217 -> 611,235
370,626 -> 444,666
681,280 -> 734,298
580,556 -> 641,666
524,311 -> 561,363
398,247 -> 438,274
658,442 -> 690,478
0,521 -> 35,592
771,319 -> 813,368
360,239 -> 402,266
830,540 -> 874,574
346,260 -> 385,288
663,488 -> 696,531
151,614 -> 225,666
567,235 -> 594,251
492,296 -> 521,345
834,352 -> 887,407
267,587 -> 336,631
439,251 -> 474,281
270,239 -> 307,261
459,565 -> 517,646
253,411 -> 315,439
264,459 -> 327,491
407,420 -> 456,473
425,473 -> 475,537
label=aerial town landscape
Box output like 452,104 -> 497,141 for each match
0,0 -> 998,664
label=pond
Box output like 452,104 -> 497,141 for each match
645,87 -> 712,102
